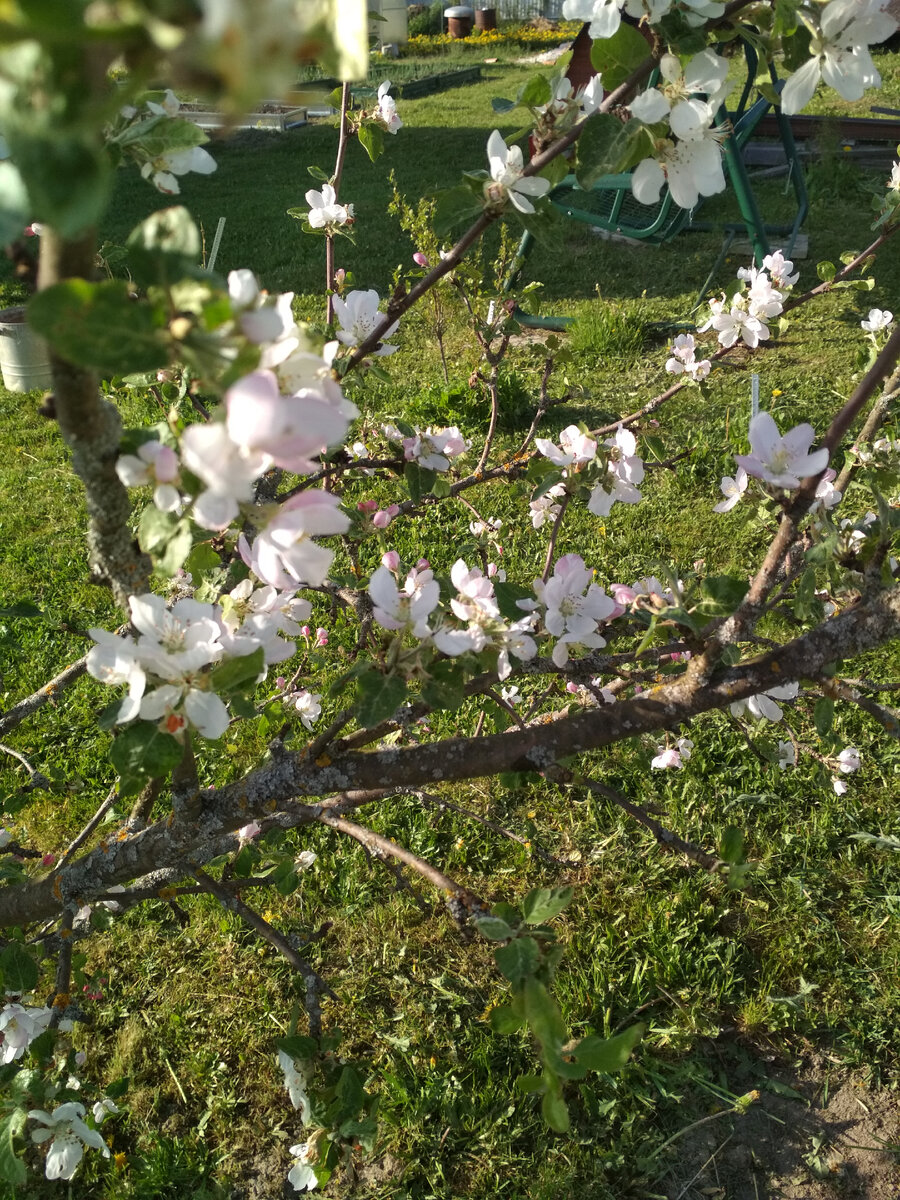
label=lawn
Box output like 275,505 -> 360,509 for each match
1,51 -> 899,1200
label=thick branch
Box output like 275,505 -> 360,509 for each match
2,586 -> 898,928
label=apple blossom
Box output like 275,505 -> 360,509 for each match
288,1142 -> 318,1192
116,440 -> 181,512
533,554 -> 616,667
304,183 -> 353,229
368,564 -> 440,638
837,746 -> 861,773
651,737 -> 693,769
730,682 -> 799,722
333,289 -> 399,356
665,333 -> 711,381
833,777 -> 849,795
530,482 -> 566,529
225,369 -> 349,475
294,691 -> 322,730
375,80 -> 402,134
861,308 -> 894,332
777,740 -> 796,769
28,1102 -> 110,1181
761,250 -> 799,289
700,294 -> 771,349
813,468 -> 842,511
403,426 -> 470,471
484,130 -> 551,215
140,145 -> 217,195
535,424 -> 597,470
372,504 -> 400,529
0,1004 -> 52,1064
713,466 -> 749,513
780,0 -> 897,116
278,1050 -> 312,1122
240,491 -> 351,590
735,412 -> 829,489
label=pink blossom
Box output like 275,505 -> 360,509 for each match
381,550 -> 401,571
373,504 -> 400,529
42,854 -> 56,867
315,627 -> 328,647
357,499 -> 378,513
413,252 -> 429,267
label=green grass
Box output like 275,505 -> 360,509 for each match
1,54 -> 900,1200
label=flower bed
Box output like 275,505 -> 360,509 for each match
405,20 -> 582,56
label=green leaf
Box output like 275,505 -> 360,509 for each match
357,121 -> 385,164
0,1112 -> 25,1185
10,131 -> 111,238
814,697 -> 834,737
523,977 -> 566,1049
494,936 -> 539,983
572,1024 -> 643,1073
490,1004 -> 525,1033
109,723 -> 183,788
522,886 -> 574,925
276,1034 -> 318,1060
515,1072 -> 545,1093
126,205 -> 202,287
541,1088 -> 570,1132
491,96 -> 516,114
720,825 -> 744,863
404,461 -> 436,503
307,165 -> 331,182
432,185 -> 485,239
575,113 -> 640,189
699,575 -> 750,616
209,647 -> 265,697
138,505 -> 178,553
816,260 -> 836,283
97,699 -> 126,732
183,542 -> 222,574
155,520 -> 194,577
421,659 -> 466,712
356,671 -> 408,728
493,581 -> 534,623
28,280 -> 169,374
0,942 -> 38,994
518,73 -> 551,108
336,1065 -> 365,1114
475,916 -> 514,941
793,566 -> 823,623
0,601 -> 41,618
589,22 -> 649,91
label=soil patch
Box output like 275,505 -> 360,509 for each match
663,1056 -> 900,1200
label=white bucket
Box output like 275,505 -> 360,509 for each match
0,305 -> 53,393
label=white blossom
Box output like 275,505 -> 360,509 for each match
735,412 -> 829,489
304,183 -> 353,229
484,130 -> 551,215
28,1103 -> 110,1181
332,290 -> 398,356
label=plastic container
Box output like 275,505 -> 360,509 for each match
444,5 -> 474,36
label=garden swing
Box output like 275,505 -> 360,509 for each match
506,26 -> 809,330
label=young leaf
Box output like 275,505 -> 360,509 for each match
209,647 -> 265,696
0,1112 -> 26,1185
494,936 -> 539,983
541,1088 -> 570,1132
0,942 -> 39,994
356,671 -> 408,728
109,724 -> 183,785
522,886 -> 574,925
475,916 -> 514,941
589,22 -> 649,90
490,1004 -> 526,1034
572,1024 -> 643,1073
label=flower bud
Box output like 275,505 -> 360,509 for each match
381,550 -> 401,571
413,252 -> 429,267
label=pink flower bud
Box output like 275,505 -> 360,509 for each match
373,508 -> 394,529
300,625 -> 311,639
239,822 -> 262,842
416,558 -> 430,570
334,268 -> 346,285
275,676 -> 287,690
357,499 -> 378,513
42,853 -> 56,867
315,627 -> 329,647
381,550 -> 401,571
565,681 -> 580,694
413,252 -> 429,267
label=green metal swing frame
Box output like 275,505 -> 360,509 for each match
506,45 -> 809,330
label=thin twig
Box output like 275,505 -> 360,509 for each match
0,656 -> 88,738
58,786 -> 118,869
48,908 -> 74,1029
0,743 -> 51,789
193,867 -> 333,1039
577,778 -> 722,871
325,83 -> 351,326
